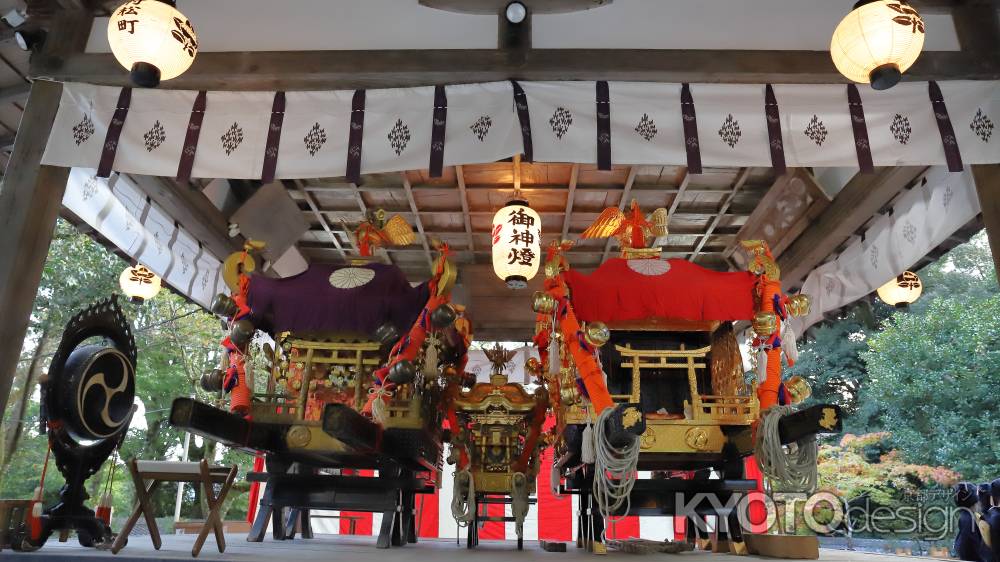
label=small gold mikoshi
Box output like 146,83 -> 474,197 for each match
783,375 -> 812,404
531,291 -> 558,314
583,321 -> 611,347
752,311 -> 777,336
787,294 -> 811,317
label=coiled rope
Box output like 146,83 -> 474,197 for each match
451,469 -> 476,526
755,405 -> 818,493
591,407 -> 641,533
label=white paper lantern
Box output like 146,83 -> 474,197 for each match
876,271 -> 922,308
120,264 -> 162,302
108,0 -> 198,87
830,0 -> 925,90
492,200 -> 541,289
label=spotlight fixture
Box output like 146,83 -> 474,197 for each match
14,28 -> 45,52
505,1 -> 527,24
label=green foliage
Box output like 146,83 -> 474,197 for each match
0,219 -> 254,523
863,294 -> 1000,482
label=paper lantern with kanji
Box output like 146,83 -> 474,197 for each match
119,264 -> 162,302
108,0 -> 198,88
492,200 -> 541,289
876,271 -> 922,308
830,0 -> 925,90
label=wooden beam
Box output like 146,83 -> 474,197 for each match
561,163 -> 580,241
778,166 -> 926,291
455,165 -> 475,253
690,167 -> 751,261
30,49 -> 999,91
602,166 -> 637,261
127,175 -> 243,261
971,165 -> 1000,279
400,174 -> 434,269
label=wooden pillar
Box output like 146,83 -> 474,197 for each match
0,83 -> 68,421
971,165 -> 1000,280
0,12 -> 91,420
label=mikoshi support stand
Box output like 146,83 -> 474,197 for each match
247,461 -> 433,549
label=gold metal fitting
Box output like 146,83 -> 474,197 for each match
684,427 -> 710,451
286,425 -> 312,448
531,291 -> 558,314
583,321 -> 610,347
783,375 -> 812,404
787,294 -> 811,317
752,311 -> 777,336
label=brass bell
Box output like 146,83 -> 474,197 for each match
430,304 -> 458,328
374,322 -> 401,347
752,312 -> 777,337
583,321 -> 611,347
230,319 -> 255,348
525,357 -> 543,378
787,294 -> 811,318
200,369 -> 224,392
387,359 -> 417,384
211,294 -> 238,318
531,291 -> 557,314
783,375 -> 812,404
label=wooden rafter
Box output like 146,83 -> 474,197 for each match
561,163 -> 580,241
690,167 -> 751,261
400,173 -> 435,269
293,180 -> 348,260
455,165 -> 475,254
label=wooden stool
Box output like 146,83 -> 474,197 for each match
111,459 -> 237,557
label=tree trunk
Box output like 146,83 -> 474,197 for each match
1,323 -> 52,473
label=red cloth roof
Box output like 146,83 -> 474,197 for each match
563,258 -> 756,323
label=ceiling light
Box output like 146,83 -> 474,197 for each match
505,1 -> 527,24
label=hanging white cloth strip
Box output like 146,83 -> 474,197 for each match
61,167 -> 226,308
789,166 -> 982,334
42,80 -> 1000,179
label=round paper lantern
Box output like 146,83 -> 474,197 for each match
876,271 -> 922,308
108,0 -> 198,88
492,199 -> 541,289
119,264 -> 161,302
830,0 -> 925,90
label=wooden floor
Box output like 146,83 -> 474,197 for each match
0,534 -> 951,561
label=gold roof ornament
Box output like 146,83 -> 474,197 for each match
580,199 -> 668,256
740,239 -> 780,280
353,209 -> 416,257
482,343 -> 517,386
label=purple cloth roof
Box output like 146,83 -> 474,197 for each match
247,263 -> 429,336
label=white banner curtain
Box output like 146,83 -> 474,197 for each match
42,80 -> 1000,179
789,166 -> 982,334
62,167 -> 226,308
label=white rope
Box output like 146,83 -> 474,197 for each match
451,469 -> 476,526
755,405 -> 818,493
511,472 -> 530,539
591,407 -> 641,533
370,386 -> 393,424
